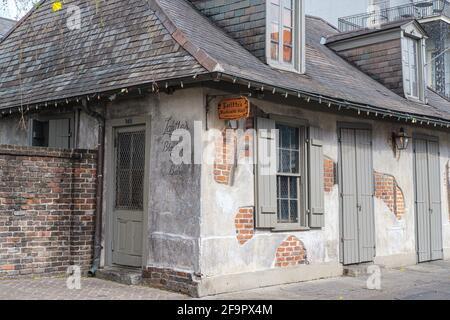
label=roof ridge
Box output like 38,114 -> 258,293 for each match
0,0 -> 46,45
305,14 -> 340,33
149,0 -> 223,73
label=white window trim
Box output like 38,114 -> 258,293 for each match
401,31 -> 427,102
265,0 -> 305,74
273,120 -> 308,230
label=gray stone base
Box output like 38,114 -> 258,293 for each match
142,267 -> 199,297
196,262 -> 343,297
96,267 -> 142,286
343,263 -> 376,277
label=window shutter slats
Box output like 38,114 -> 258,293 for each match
256,117 -> 277,228
309,126 -> 325,228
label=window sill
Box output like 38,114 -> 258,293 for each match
267,60 -> 303,75
271,226 -> 311,232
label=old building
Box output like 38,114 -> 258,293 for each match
338,0 -> 450,99
0,17 -> 15,41
0,0 -> 449,297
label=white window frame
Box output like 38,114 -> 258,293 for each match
274,122 -> 308,230
401,31 -> 426,102
266,0 -> 305,74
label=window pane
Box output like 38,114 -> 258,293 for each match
277,124 -> 299,173
290,200 -> 298,223
271,23 -> 279,42
276,176 -> 300,224
271,3 -> 279,23
281,149 -> 291,172
283,28 -> 292,46
279,125 -> 290,148
271,42 -> 279,60
289,176 -> 297,198
283,8 -> 292,27
278,176 -> 289,199
283,46 -> 292,63
279,200 -> 289,222
290,150 -> 299,173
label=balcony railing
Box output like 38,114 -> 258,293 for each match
338,0 -> 450,32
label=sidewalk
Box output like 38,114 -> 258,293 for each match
1,260 -> 449,300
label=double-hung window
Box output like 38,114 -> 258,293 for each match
276,124 -> 305,227
267,0 -> 305,73
255,117 -> 324,231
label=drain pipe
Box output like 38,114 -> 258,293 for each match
81,99 -> 105,276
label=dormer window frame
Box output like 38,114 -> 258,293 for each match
266,0 -> 305,74
401,27 -> 427,103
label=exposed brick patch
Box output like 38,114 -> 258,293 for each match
213,129 -> 235,185
324,156 -> 336,193
275,236 -> 307,268
0,145 -> 97,277
374,171 -> 405,220
235,207 -> 254,245
142,267 -> 199,297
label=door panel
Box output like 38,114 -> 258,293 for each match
340,128 -> 360,265
414,138 -> 443,263
339,127 -> 375,265
355,130 -> 375,262
112,126 -> 146,267
428,141 -> 443,261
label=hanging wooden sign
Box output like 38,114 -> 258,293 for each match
218,97 -> 250,120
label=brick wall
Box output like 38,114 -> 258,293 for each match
190,0 -> 267,61
213,129 -> 235,185
374,171 -> 405,220
235,207 -> 254,245
335,39 -> 404,97
324,156 -> 336,193
0,145 -> 97,277
142,267 -> 199,297
275,235 -> 307,267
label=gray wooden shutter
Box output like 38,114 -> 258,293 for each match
427,140 -> 444,261
255,117 -> 277,228
308,126 -> 325,228
49,119 -> 71,149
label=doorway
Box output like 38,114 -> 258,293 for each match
413,135 -> 443,263
339,125 -> 376,265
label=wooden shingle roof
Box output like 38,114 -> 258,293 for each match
0,0 -> 207,110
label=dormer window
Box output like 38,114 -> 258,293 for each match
267,0 -> 305,73
403,36 -> 420,99
401,30 -> 426,102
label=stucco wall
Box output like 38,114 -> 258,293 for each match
0,109 -> 98,150
0,116 -> 28,146
102,88 -> 204,273
200,89 -> 450,278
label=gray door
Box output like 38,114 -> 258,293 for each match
339,127 -> 375,265
414,137 -> 443,263
112,126 -> 146,267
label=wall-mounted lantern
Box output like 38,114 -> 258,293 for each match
392,128 -> 410,151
